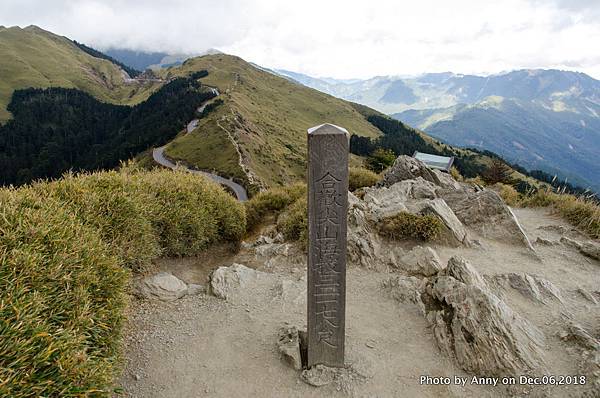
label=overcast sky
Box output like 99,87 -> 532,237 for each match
2,0 -> 599,79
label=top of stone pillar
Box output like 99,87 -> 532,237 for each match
307,123 -> 349,137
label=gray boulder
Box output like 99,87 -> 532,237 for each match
380,155 -> 459,189
408,199 -> 470,246
277,326 -> 304,370
363,178 -> 436,221
420,256 -> 546,376
135,272 -> 189,301
395,246 -> 444,277
490,273 -> 563,303
382,275 -> 425,304
347,192 -> 389,270
210,263 -> 260,300
440,186 -> 534,249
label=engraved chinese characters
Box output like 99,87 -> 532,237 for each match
307,124 -> 349,368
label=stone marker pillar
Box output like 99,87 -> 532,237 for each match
306,123 -> 349,368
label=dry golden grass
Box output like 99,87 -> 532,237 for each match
378,212 -> 445,241
493,183 -> 520,206
349,167 -> 380,191
520,189 -> 600,239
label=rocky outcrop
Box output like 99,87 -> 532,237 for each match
407,199 -> 470,246
490,273 -> 563,304
382,275 -> 425,305
561,237 -> 600,262
440,186 -> 534,249
394,246 -> 444,277
379,155 -> 459,190
363,178 -> 436,220
419,257 -> 546,376
347,192 -> 389,270
135,272 -> 203,301
559,322 -> 600,395
210,263 -> 261,300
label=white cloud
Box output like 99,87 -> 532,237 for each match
1,0 -> 599,79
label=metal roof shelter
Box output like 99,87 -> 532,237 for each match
413,151 -> 454,172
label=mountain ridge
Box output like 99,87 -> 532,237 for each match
0,25 -> 161,122
275,67 -> 600,192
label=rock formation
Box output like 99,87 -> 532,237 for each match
421,257 -> 547,376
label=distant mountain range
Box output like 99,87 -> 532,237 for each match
104,48 -> 222,71
276,69 -> 600,191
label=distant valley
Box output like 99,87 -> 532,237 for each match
277,69 -> 600,191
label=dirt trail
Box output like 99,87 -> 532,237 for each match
117,207 -> 599,397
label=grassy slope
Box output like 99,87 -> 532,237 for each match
161,55 -> 381,188
166,106 -> 247,181
0,25 -> 161,122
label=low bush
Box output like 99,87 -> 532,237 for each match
32,171 -> 161,271
0,189 -> 128,397
129,169 -> 246,256
245,182 -> 306,231
493,183 -> 520,206
349,167 -> 380,191
378,212 -> 444,241
277,197 -> 308,246
0,166 -> 246,396
449,166 -> 463,181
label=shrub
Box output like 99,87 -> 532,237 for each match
482,158 -> 514,185
0,166 -> 246,396
378,211 -> 444,241
493,183 -> 520,206
0,189 -> 128,397
128,169 -> 246,256
277,197 -> 308,246
245,183 -> 306,231
32,171 -> 161,271
349,167 -> 380,191
366,148 -> 396,172
449,166 -> 463,181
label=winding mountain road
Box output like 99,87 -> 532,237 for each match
152,146 -> 248,201
152,86 -> 248,201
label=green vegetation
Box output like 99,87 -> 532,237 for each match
365,148 -> 396,173
349,167 -> 380,191
244,183 -> 306,231
0,167 -> 245,396
378,212 -> 445,241
277,196 -> 308,246
482,158 -> 515,185
160,54 -> 381,187
0,76 -> 215,186
164,105 -> 247,185
0,26 -> 161,122
0,188 -> 128,398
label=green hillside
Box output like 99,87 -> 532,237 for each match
0,25 -> 161,122
159,55 -> 382,189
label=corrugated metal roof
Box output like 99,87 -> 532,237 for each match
413,151 -> 454,172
